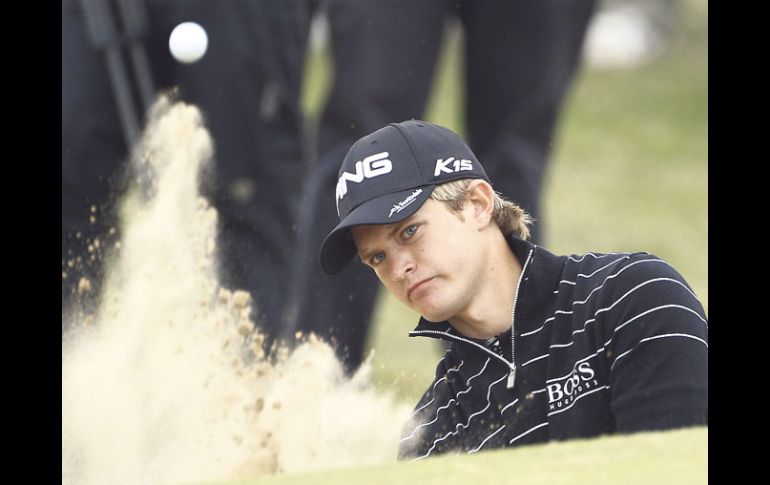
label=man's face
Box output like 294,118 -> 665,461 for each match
351,198 -> 487,322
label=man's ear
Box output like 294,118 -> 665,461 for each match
465,180 -> 495,228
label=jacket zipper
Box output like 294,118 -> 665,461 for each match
410,330 -> 513,371
411,248 -> 534,390
508,248 -> 534,389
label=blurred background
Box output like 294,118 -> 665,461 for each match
296,0 -> 707,403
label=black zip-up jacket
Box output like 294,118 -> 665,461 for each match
397,235 -> 708,460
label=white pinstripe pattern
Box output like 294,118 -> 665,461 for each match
412,373 -> 509,461
472,387 -> 550,452
569,289 -> 706,346
571,320 -> 595,338
509,422 -> 549,444
573,256 -> 632,280
595,277 -> 702,319
469,424 -> 506,454
610,333 -> 708,371
545,348 -> 605,384
603,304 -> 707,349
409,360 -> 466,419
414,372 -> 510,460
400,358 -> 491,443
522,353 -> 549,367
572,279 -> 703,350
412,429 -> 455,461
546,256 -> 633,298
523,259 -> 670,338
547,385 -> 610,416
500,388 -> 547,415
553,254 -> 653,292
412,430 -> 455,461
500,397 -> 519,414
521,310 -> 574,337
567,252 -> 628,263
550,341 -> 575,349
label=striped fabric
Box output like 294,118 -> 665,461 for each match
397,235 -> 708,460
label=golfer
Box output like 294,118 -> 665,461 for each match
319,120 -> 708,460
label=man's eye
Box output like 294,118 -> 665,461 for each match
403,224 -> 418,239
370,252 -> 385,266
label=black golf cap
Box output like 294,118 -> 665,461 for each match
319,120 -> 490,274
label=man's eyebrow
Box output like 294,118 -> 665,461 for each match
387,212 -> 422,240
356,239 -> 380,264
357,214 -> 419,262
388,214 -> 415,237
357,247 -> 374,264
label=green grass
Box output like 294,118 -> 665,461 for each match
197,427 -> 707,485
544,16 -> 708,310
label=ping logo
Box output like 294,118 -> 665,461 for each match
336,152 -> 393,211
434,157 -> 473,177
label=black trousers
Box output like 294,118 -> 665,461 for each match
62,0 -> 312,337
287,0 -> 596,371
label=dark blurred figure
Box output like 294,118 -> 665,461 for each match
286,0 -> 597,373
62,0 -> 313,341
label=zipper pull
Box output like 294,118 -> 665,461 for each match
506,363 -> 516,389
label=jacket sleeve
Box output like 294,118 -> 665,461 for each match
397,353 -> 466,460
598,254 -> 708,432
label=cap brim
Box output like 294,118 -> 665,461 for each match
319,185 -> 435,274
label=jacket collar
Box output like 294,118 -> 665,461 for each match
409,233 -> 566,341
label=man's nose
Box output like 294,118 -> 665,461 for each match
390,250 -> 416,281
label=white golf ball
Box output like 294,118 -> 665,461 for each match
168,22 -> 208,64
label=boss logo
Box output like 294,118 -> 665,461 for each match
546,361 -> 597,404
336,151 -> 392,205
434,157 -> 473,177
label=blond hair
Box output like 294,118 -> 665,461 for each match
430,179 -> 533,240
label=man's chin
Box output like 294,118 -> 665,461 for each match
414,306 -> 454,323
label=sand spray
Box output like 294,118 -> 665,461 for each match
62,96 -> 411,485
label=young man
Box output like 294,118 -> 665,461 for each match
319,120 -> 708,460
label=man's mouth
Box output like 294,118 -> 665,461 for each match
407,277 -> 434,301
